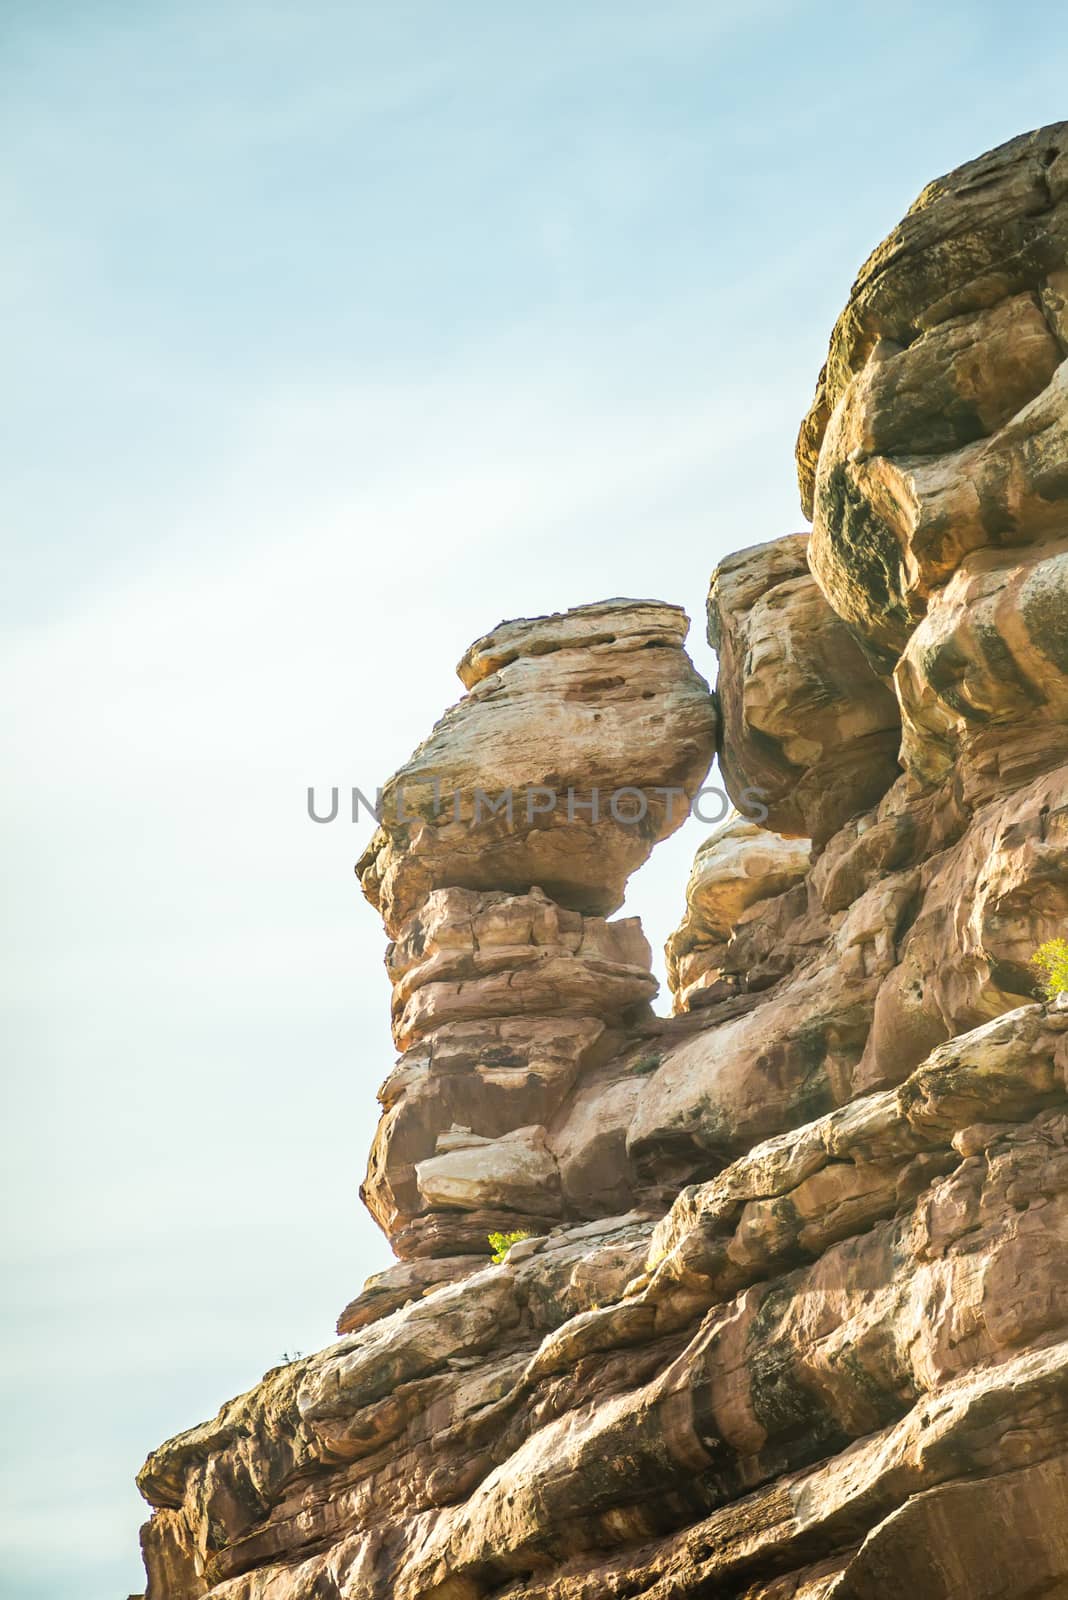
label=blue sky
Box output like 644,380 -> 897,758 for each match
2,4 -> 1065,1595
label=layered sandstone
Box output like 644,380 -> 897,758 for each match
708,535 -> 900,843
798,120 -> 1068,670
664,817 -> 810,1012
135,124 -> 1068,1600
356,598 -> 717,933
354,600 -> 716,1259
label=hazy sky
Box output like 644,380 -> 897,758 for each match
2,4 -> 1065,1595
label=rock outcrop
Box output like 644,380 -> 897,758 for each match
798,120 -> 1068,671
664,817 -> 810,1013
135,124 -> 1068,1600
356,599 -> 717,933
354,600 -> 716,1259
708,534 -> 901,843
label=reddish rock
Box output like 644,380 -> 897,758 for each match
708,534 -> 900,844
799,122 -> 1068,668
135,127 -> 1068,1600
357,598 -> 716,934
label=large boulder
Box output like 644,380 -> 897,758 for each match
357,598 -> 716,934
708,534 -> 900,844
665,816 -> 810,1012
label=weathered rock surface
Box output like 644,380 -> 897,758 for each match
665,816 -> 810,1011
894,542 -> 1068,799
136,127 -> 1068,1600
362,881 -> 664,1258
799,121 -> 1068,668
356,598 -> 716,934
708,534 -> 901,843
387,886 -> 657,1050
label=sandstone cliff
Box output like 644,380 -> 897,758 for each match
136,123 -> 1068,1600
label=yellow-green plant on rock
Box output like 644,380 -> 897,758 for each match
1032,938 -> 1068,1000
488,1229 -> 531,1264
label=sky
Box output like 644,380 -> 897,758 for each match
1,3 -> 1065,1595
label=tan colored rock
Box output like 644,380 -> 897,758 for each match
357,598 -> 716,935
387,886 -> 656,1049
810,798 -> 918,913
360,1014 -> 608,1256
512,1345 -> 1068,1600
666,816 -> 810,1011
547,1058 -> 646,1214
630,866 -> 917,1172
415,1123 -> 562,1215
894,542 -> 1068,796
855,767 -> 1068,1092
360,1102 -> 1068,1597
135,128 -> 1068,1600
363,885 -> 657,1254
354,604 -> 710,1257
709,534 -> 900,843
800,121 -> 1068,666
136,1007 -> 1068,1600
644,1002 -> 1066,1309
335,1255 -> 486,1336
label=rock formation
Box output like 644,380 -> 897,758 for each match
354,599 -> 717,1259
664,817 -> 810,1013
356,599 -> 717,933
135,123 -> 1068,1600
708,535 -> 900,844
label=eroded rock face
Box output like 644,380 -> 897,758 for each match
799,121 -> 1068,669
136,127 -> 1068,1600
135,1002 -> 1068,1600
665,815 -> 810,1011
708,534 -> 901,844
362,1011 -> 609,1256
387,886 -> 656,1050
357,598 -> 716,934
354,600 -> 714,1259
894,543 -> 1068,800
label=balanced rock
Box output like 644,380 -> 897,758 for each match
134,127 -> 1068,1600
357,598 -> 716,935
354,601 -> 713,1258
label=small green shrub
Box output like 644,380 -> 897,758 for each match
488,1229 -> 530,1264
1032,938 -> 1068,1000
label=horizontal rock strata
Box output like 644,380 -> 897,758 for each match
135,123 -> 1068,1600
354,599 -> 715,1259
356,598 -> 717,934
708,534 -> 901,844
664,816 -> 810,1012
136,1002 -> 1068,1598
